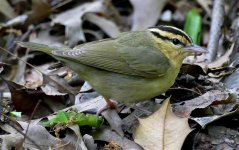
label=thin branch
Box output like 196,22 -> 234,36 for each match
169,87 -> 202,96
205,0 -> 225,63
23,100 -> 42,146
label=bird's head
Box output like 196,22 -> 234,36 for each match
148,25 -> 207,63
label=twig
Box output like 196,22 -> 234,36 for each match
205,0 -> 225,63
52,0 -> 72,10
169,87 -> 202,96
230,16 -> 239,61
22,99 -> 42,147
0,47 -> 43,75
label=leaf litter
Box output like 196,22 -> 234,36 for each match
0,0 -> 239,149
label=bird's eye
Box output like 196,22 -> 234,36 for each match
172,38 -> 180,45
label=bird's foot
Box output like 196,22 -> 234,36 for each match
97,99 -> 118,115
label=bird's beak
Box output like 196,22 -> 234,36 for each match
183,44 -> 207,55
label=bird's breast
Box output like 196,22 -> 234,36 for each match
86,65 -> 181,104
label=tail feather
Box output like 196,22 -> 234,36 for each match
17,42 -> 69,55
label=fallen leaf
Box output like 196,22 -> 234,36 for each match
190,106 -> 239,128
4,79 -> 68,117
172,90 -> 230,117
0,121 -> 87,150
83,134 -> 97,150
134,98 -> 192,150
223,69 -> 239,90
93,128 -> 143,150
184,43 -> 235,77
5,0 -> 52,27
52,0 -> 106,46
187,43 -> 235,77
43,71 -> 80,96
102,109 -> 123,136
72,95 -> 106,114
84,13 -> 120,38
29,23 -> 65,47
130,0 -> 167,31
41,84 -> 67,96
194,126 -> 239,149
207,43 -> 234,69
67,125 -> 88,150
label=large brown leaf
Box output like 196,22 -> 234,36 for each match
134,98 -> 192,150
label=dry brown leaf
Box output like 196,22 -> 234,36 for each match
134,98 -> 192,150
184,43 -> 234,77
191,106 -> 239,128
173,90 -> 230,117
5,0 -> 52,27
4,79 -> 68,117
207,43 -> 234,69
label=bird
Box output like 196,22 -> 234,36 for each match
17,25 -> 207,113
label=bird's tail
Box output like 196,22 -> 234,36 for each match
17,42 -> 67,55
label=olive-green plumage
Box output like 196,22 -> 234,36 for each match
17,25 -> 206,104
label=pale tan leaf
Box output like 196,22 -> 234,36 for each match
184,43 -> 235,78
134,98 -> 192,150
207,43 -> 234,69
52,0 -> 106,46
130,0 -> 167,31
84,13 -> 120,38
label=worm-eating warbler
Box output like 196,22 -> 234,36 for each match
18,25 -> 206,109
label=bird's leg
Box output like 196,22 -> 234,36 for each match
105,99 -> 118,108
97,98 -> 118,115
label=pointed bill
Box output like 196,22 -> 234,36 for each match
183,44 -> 207,54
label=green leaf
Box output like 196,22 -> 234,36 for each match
42,111 -> 104,128
184,8 -> 202,45
9,111 -> 22,117
73,113 -> 104,128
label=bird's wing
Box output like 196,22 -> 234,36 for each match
52,32 -> 171,78
17,42 -> 71,55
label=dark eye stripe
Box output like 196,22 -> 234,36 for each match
150,31 -> 170,41
158,26 -> 192,44
150,31 -> 186,46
